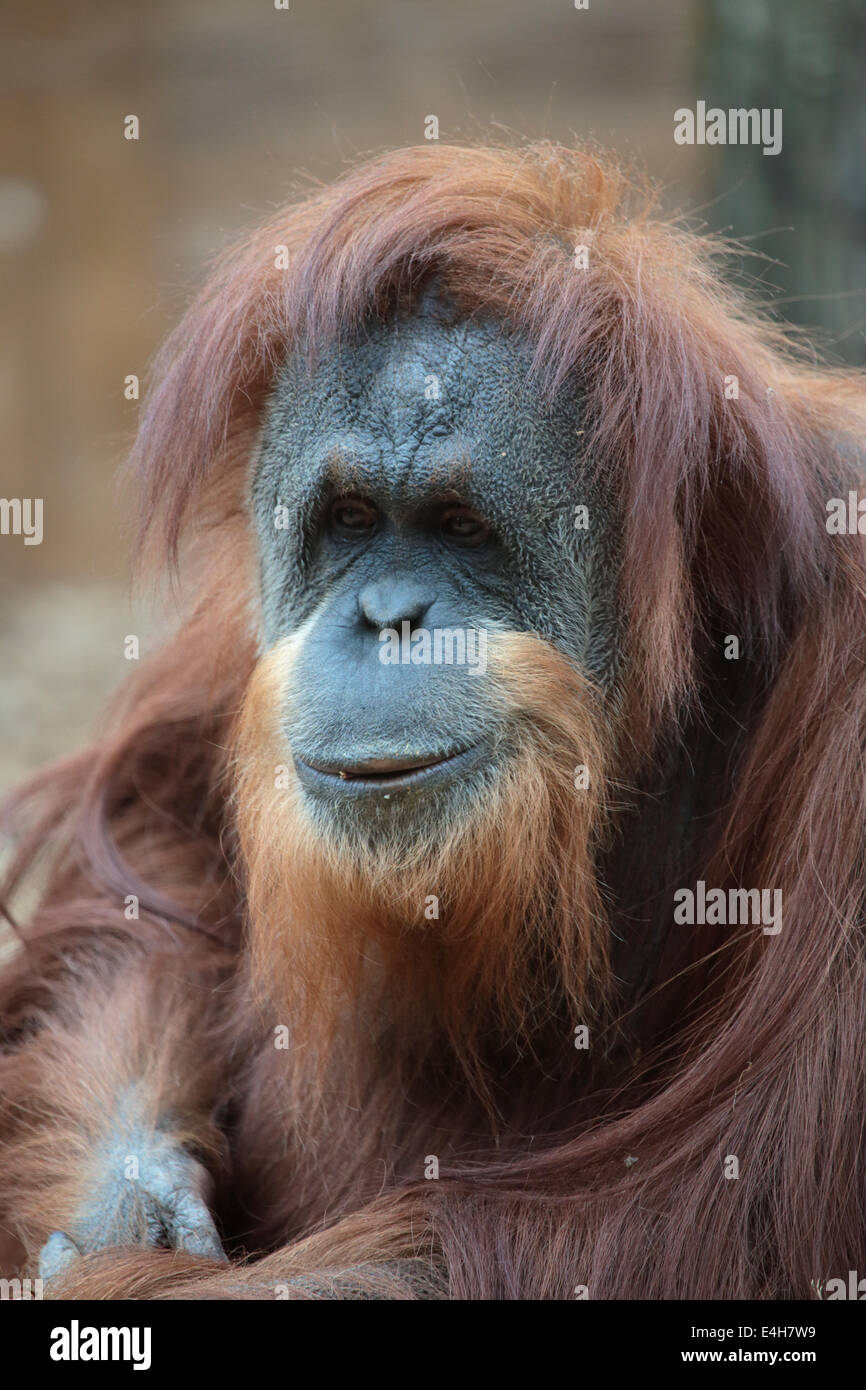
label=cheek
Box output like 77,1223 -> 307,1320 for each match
234,635 -> 301,767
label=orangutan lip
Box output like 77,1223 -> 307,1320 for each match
294,745 -> 478,793
334,754 -> 450,777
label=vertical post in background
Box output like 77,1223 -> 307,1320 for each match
701,0 -> 866,363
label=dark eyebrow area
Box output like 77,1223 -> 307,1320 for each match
318,440 -> 480,508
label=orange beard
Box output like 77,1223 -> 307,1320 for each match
232,630 -> 612,1093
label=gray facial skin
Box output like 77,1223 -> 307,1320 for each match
251,303 -> 621,837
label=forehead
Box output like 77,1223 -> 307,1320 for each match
256,313 -> 585,515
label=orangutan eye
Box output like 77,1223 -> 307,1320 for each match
440,507 -> 490,548
329,497 -> 379,537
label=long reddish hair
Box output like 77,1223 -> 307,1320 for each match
2,143 -> 865,1299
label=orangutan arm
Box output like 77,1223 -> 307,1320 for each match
0,950 -> 231,1277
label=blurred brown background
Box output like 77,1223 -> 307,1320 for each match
1,0 -> 863,790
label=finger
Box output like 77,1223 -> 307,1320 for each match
145,1206 -> 171,1250
165,1191 -> 228,1262
39,1230 -> 82,1283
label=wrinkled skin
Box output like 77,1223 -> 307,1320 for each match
253,305 -> 620,850
40,1131 -> 225,1284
